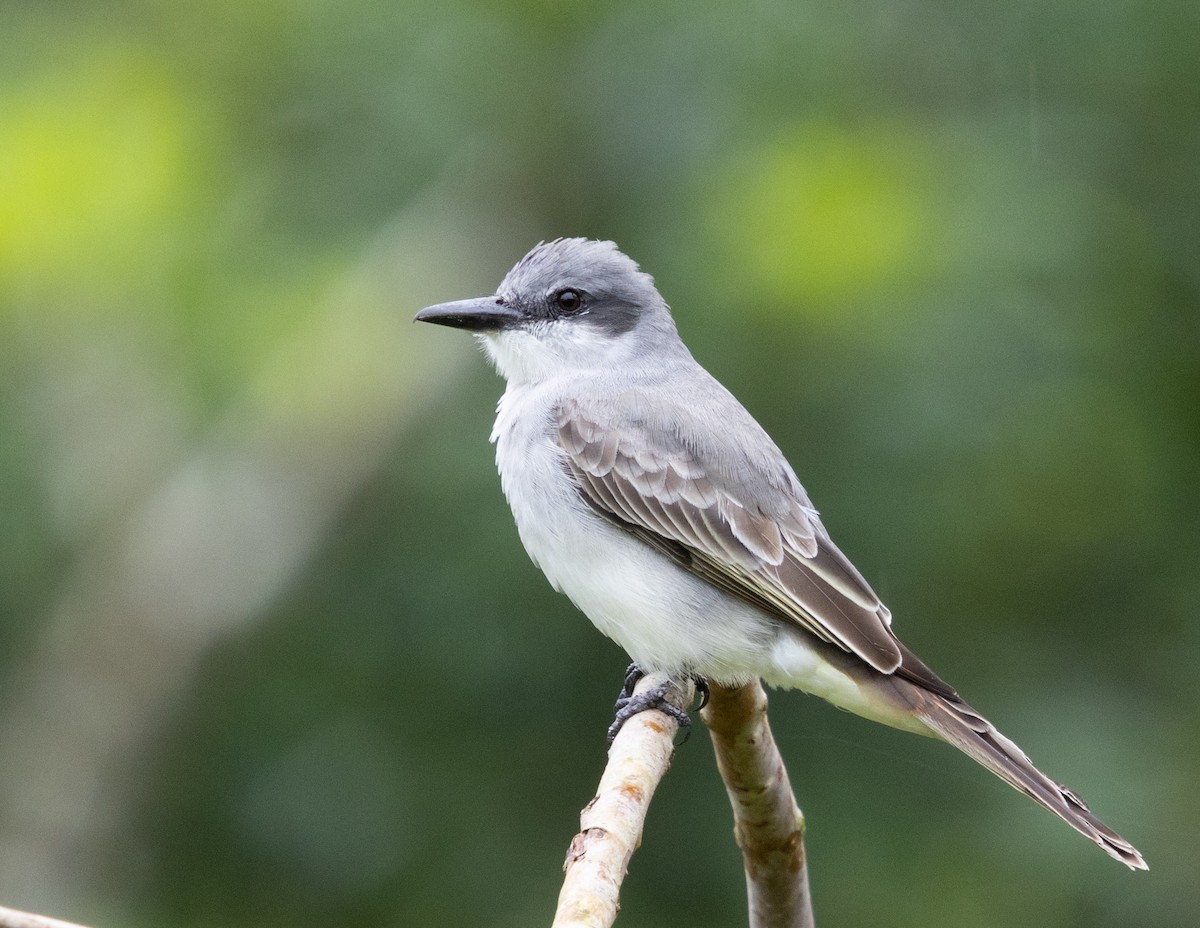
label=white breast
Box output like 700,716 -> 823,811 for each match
485,380 -> 923,733
489,380 -> 779,683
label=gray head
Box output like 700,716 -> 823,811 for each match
415,238 -> 684,384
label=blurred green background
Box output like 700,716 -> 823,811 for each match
0,1 -> 1196,926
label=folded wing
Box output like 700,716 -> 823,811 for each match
557,399 -> 908,675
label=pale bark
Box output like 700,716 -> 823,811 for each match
0,905 -> 91,928
550,673 -> 695,928
550,674 -> 814,928
701,680 -> 814,928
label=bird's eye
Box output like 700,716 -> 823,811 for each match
555,289 -> 583,313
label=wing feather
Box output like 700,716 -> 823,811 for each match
556,400 -> 904,674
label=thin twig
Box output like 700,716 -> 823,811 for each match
701,680 -> 814,928
551,673 -> 695,928
0,905 -> 92,928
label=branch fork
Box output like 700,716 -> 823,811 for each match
551,674 -> 813,928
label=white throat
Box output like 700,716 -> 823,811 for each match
479,321 -> 639,387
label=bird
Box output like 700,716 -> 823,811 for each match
414,237 -> 1146,870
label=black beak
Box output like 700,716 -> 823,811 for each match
413,296 -> 525,331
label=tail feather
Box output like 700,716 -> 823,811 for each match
907,687 -> 1147,870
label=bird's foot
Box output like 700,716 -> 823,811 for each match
607,663 -> 709,745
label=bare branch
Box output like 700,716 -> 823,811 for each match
0,905 -> 92,928
701,680 -> 814,928
551,673 -> 695,928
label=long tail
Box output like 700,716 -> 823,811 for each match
897,681 -> 1147,870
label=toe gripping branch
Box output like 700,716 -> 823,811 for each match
606,663 -> 711,745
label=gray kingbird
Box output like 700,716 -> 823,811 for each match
414,237 -> 1146,870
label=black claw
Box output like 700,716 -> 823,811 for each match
614,662 -> 645,712
607,686 -> 692,745
692,675 -> 710,711
607,664 -> 696,746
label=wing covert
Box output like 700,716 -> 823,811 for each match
555,399 -> 905,674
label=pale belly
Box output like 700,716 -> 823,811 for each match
489,386 -> 928,735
